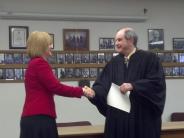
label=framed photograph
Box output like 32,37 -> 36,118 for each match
90,68 -> 98,78
173,38 -> 184,50
99,38 -> 115,50
164,67 -> 173,76
0,53 -> 4,64
81,53 -> 89,63
90,53 -> 98,63
5,69 -> 14,80
65,53 -> 73,64
49,33 -> 54,49
58,68 -> 66,79
98,68 -> 103,77
180,67 -> 184,76
81,68 -> 89,78
63,29 -> 89,51
74,53 -> 81,64
14,53 -> 23,64
148,29 -> 164,50
74,68 -> 82,78
9,26 -> 29,49
172,53 -> 179,63
157,52 -> 165,62
14,69 -> 23,80
65,68 -> 74,78
105,53 -> 113,63
98,53 -> 105,63
179,53 -> 184,63
4,53 -> 14,64
173,67 -> 180,76
57,53 -> 65,64
0,69 -> 5,79
163,53 -> 172,62
23,54 -> 30,64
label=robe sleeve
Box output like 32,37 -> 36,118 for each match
89,63 -> 112,116
131,53 -> 166,115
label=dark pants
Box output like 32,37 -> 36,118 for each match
20,115 -> 59,138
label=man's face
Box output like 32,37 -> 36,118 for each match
115,30 -> 130,54
153,30 -> 160,39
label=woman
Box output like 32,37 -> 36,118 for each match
20,31 -> 94,138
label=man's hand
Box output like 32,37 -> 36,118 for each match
82,86 -> 95,98
120,83 -> 133,94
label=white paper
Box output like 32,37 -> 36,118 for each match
107,83 -> 131,113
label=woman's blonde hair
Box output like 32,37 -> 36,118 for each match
27,31 -> 53,58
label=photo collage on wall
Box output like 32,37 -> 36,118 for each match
157,52 -> 184,77
0,51 -> 118,81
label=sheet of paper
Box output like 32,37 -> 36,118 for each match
107,83 -> 131,113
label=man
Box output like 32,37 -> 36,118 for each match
90,27 -> 166,138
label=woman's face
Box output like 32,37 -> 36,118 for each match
44,44 -> 53,57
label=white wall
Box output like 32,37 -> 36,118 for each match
0,0 -> 184,138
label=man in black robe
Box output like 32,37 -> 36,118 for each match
89,27 -> 166,138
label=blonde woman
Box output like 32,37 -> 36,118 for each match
20,31 -> 94,138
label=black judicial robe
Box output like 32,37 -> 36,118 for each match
90,50 -> 166,138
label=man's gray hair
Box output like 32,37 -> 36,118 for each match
124,29 -> 138,47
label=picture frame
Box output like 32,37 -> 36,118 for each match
14,53 -> 23,64
81,53 -> 89,63
148,29 -> 164,50
74,53 -> 81,64
98,52 -> 105,63
9,26 -> 29,49
74,68 -> 82,78
0,53 -> 4,64
57,53 -> 65,64
89,53 -> 98,63
65,53 -> 73,64
90,68 -> 98,78
5,69 -> 14,80
14,69 -> 23,80
63,29 -> 89,51
49,33 -> 54,49
58,68 -> 66,79
0,69 -> 6,79
99,38 -> 115,50
81,68 -> 89,78
4,53 -> 14,64
23,53 -> 30,64
173,38 -> 184,50
65,68 -> 74,78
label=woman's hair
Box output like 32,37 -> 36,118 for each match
26,31 -> 53,58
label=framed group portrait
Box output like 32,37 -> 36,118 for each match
9,26 -> 29,49
99,38 -> 115,50
63,29 -> 89,51
173,38 -> 184,50
148,29 -> 164,50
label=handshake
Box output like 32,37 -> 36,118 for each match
82,86 -> 95,98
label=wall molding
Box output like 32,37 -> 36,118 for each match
0,12 -> 147,22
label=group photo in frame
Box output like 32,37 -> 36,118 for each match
9,26 -> 29,49
173,38 -> 184,50
63,29 -> 89,51
148,29 -> 164,50
99,38 -> 115,50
